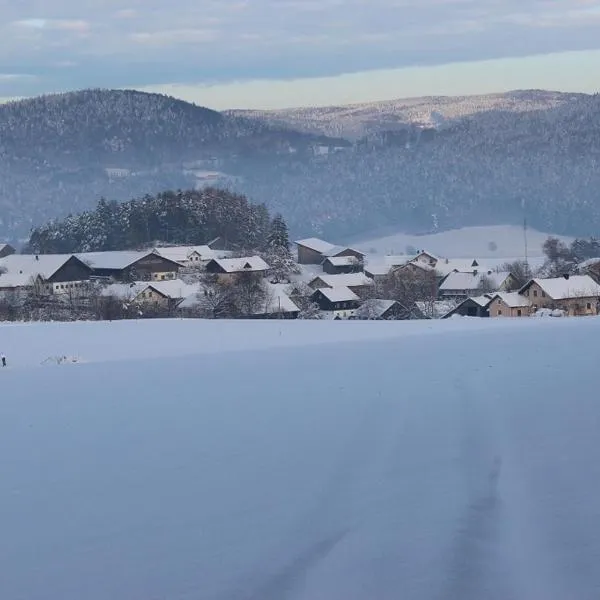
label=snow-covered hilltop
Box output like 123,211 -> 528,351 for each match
229,89 -> 584,139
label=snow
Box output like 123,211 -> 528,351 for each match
295,237 -> 336,254
154,245 -> 230,263
316,286 -> 359,302
260,284 -> 300,314
355,225 -> 573,259
525,275 -> 600,300
145,279 -> 200,299
2,316 -> 600,599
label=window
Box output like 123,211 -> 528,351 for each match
533,290 -> 538,297
498,309 -> 502,315
149,291 -> 153,298
161,275 -> 165,280
587,303 -> 592,310
542,291 -> 546,298
517,309 -> 522,317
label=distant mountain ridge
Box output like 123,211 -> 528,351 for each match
1,88 -> 600,242
228,90 -> 587,139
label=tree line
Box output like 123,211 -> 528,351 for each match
25,188 -> 282,254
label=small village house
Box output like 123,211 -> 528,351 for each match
0,254 -> 93,297
204,256 -> 270,282
442,295 -> 494,318
518,275 -> 600,316
295,238 -> 337,265
154,245 -> 231,267
322,255 -> 363,275
351,299 -> 409,320
311,287 -> 360,318
250,285 -> 300,319
439,271 -> 516,299
308,272 -> 374,297
488,292 -> 531,317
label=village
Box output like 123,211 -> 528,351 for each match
0,232 -> 600,322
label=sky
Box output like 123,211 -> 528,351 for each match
1,0 -> 600,110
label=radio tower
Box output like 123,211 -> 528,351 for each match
522,198 -> 530,278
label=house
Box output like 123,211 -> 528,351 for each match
323,245 -> 365,261
392,261 -> 437,277
488,292 -> 531,317
154,245 -> 231,266
352,299 -> 409,320
102,279 -> 200,310
519,275 -> 600,316
364,263 -> 391,281
204,256 -> 270,282
322,255 -> 363,275
295,238 -> 337,264
442,294 -> 494,318
311,286 -> 360,318
78,251 -> 181,282
415,299 -> 461,319
308,272 -> 374,297
439,271 -> 516,299
0,254 -> 93,297
412,251 -> 439,268
0,244 -> 16,258
433,258 -> 486,278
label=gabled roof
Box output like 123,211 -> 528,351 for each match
355,298 -> 402,318
0,254 -> 86,288
323,245 -> 365,258
314,286 -> 359,303
154,245 -> 231,263
207,256 -> 270,273
440,295 -> 494,318
440,270 -> 512,292
492,292 -> 530,308
394,261 -> 435,274
256,284 -> 300,314
433,258 -> 487,277
295,237 -> 336,254
310,272 -> 374,288
77,250 -> 175,270
144,279 -> 201,300
322,255 -> 359,267
520,275 -> 600,300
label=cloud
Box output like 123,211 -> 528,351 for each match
1,0 -> 600,100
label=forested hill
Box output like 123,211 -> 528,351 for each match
0,89 -> 332,239
25,188 -> 275,254
3,88 -> 600,242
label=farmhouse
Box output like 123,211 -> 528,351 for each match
295,238 -> 337,265
488,292 -> 531,317
78,251 -> 181,282
519,275 -> 600,316
0,254 -> 92,296
154,245 -> 230,266
442,294 -> 494,318
204,256 -> 270,282
308,272 -> 374,297
439,271 -> 515,299
311,287 -> 360,318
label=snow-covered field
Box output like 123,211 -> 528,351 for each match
355,224 -> 574,260
2,317 -> 600,599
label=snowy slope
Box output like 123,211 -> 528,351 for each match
1,317 -> 600,599
355,224 -> 573,259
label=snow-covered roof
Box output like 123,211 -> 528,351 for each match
311,272 -> 374,288
323,245 -> 365,258
492,292 -> 530,308
364,263 -> 391,277
523,275 -> 600,300
146,279 -> 201,299
295,237 -> 336,254
257,284 -> 300,314
0,254 -> 82,288
440,270 -> 511,291
433,258 -> 487,276
470,294 -> 495,307
208,256 -> 270,273
355,298 -> 399,318
316,286 -> 359,302
77,250 -> 160,270
323,255 -> 359,267
154,245 -> 230,263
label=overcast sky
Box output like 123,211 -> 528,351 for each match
1,0 -> 600,109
